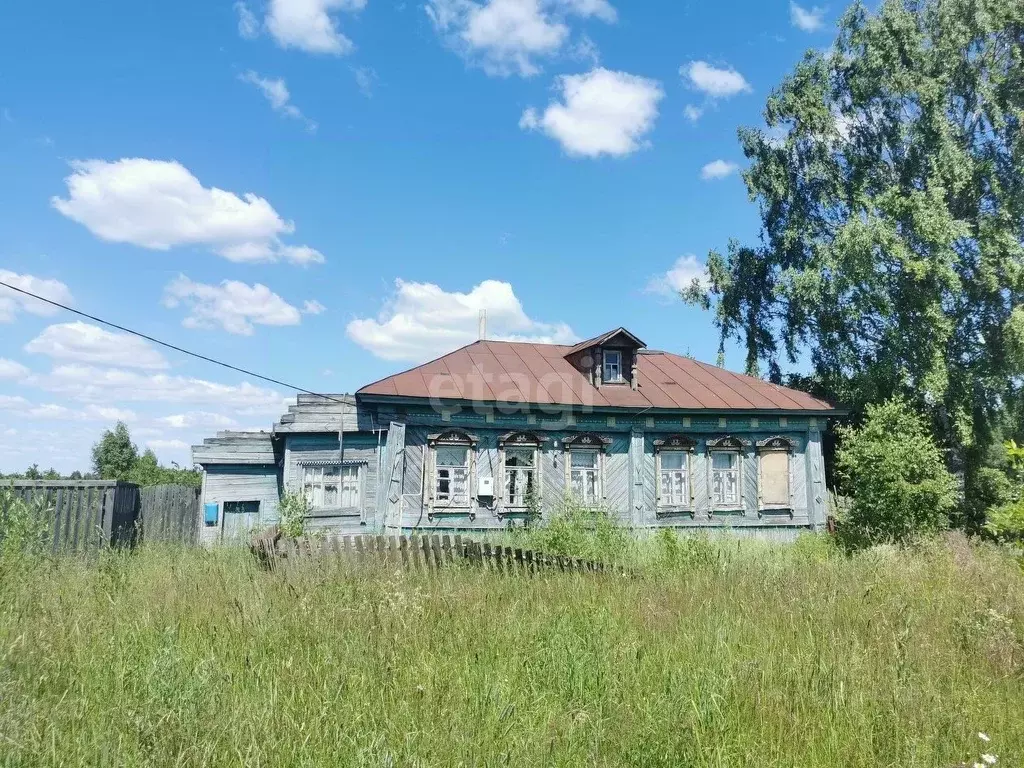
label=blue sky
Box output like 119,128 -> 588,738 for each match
0,0 -> 835,473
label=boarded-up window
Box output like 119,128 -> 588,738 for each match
759,451 -> 790,507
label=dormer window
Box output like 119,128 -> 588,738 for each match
603,350 -> 623,383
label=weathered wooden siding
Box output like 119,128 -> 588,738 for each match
383,412 -> 828,536
199,465 -> 281,546
282,432 -> 383,534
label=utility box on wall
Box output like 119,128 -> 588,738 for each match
477,477 -> 494,498
204,503 -> 219,526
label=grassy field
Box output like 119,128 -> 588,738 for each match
0,535 -> 1022,767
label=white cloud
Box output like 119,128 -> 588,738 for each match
352,65 -> 377,97
0,358 -> 29,380
236,0 -> 260,37
645,254 -> 709,298
683,104 -> 703,123
37,365 -> 284,411
145,438 -> 191,452
302,299 -> 326,315
25,403 -> 138,422
0,270 -> 74,322
0,395 -> 29,410
681,61 -> 751,98
265,0 -> 366,55
520,67 -> 663,158
426,0 -> 616,77
25,322 -> 169,370
162,275 -> 307,336
700,159 -> 739,180
790,2 -> 825,32
347,278 -> 577,361
51,158 -> 324,265
240,71 -> 317,132
158,411 -> 239,429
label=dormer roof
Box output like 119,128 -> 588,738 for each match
566,327 -> 646,356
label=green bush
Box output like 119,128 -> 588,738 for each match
277,491 -> 310,539
983,440 -> 1024,542
835,398 -> 958,550
515,494 -> 631,562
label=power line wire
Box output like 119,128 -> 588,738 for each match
0,278 -> 352,406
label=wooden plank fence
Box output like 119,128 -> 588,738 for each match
139,484 -> 200,545
4,480 -> 139,553
250,530 -> 623,576
3,480 -> 202,553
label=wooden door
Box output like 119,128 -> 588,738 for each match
221,500 -> 260,542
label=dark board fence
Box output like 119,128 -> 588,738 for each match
139,484 -> 200,546
3,480 -> 201,553
251,530 -> 623,576
5,481 -> 139,553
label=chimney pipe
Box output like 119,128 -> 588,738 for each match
478,309 -> 487,340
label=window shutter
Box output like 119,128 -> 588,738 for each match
760,451 -> 789,507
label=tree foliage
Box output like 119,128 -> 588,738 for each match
91,422 -> 139,480
689,0 -> 1024,474
90,422 -> 200,488
835,398 -> 958,548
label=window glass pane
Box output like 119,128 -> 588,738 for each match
436,446 -> 468,467
712,452 -> 736,470
505,448 -> 534,467
661,451 -> 685,470
571,450 -> 598,468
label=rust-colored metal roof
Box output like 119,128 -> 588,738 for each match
357,339 -> 837,412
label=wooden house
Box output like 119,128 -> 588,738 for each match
192,328 -> 840,543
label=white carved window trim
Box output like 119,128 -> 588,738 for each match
654,435 -> 696,514
498,432 -> 543,513
706,436 -> 748,513
427,430 -> 476,510
563,434 -> 609,507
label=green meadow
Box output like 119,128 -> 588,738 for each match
0,536 -> 1021,767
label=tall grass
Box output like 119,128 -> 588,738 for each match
0,535 -> 1022,767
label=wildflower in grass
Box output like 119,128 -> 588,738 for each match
978,733 -> 991,742
981,754 -> 997,765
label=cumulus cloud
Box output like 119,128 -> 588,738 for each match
426,0 -> 616,77
239,0 -> 368,55
520,67 -> 663,158
645,255 -> 709,298
302,299 -> 326,315
681,60 -> 751,98
25,322 -> 169,370
0,358 -> 30,380
0,270 -> 74,322
51,158 -> 324,265
162,275 -> 313,335
158,411 -> 240,429
36,365 -> 284,411
240,71 -> 317,132
352,65 -> 377,97
790,2 -> 825,32
700,159 -> 739,180
347,278 -> 577,361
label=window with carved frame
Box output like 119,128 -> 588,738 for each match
499,431 -> 543,510
706,436 -> 748,511
654,435 -> 696,511
428,430 -> 476,508
563,433 -> 610,506
757,436 -> 795,511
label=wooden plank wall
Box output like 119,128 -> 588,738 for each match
140,484 -> 200,545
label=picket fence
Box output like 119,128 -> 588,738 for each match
251,531 -> 622,576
